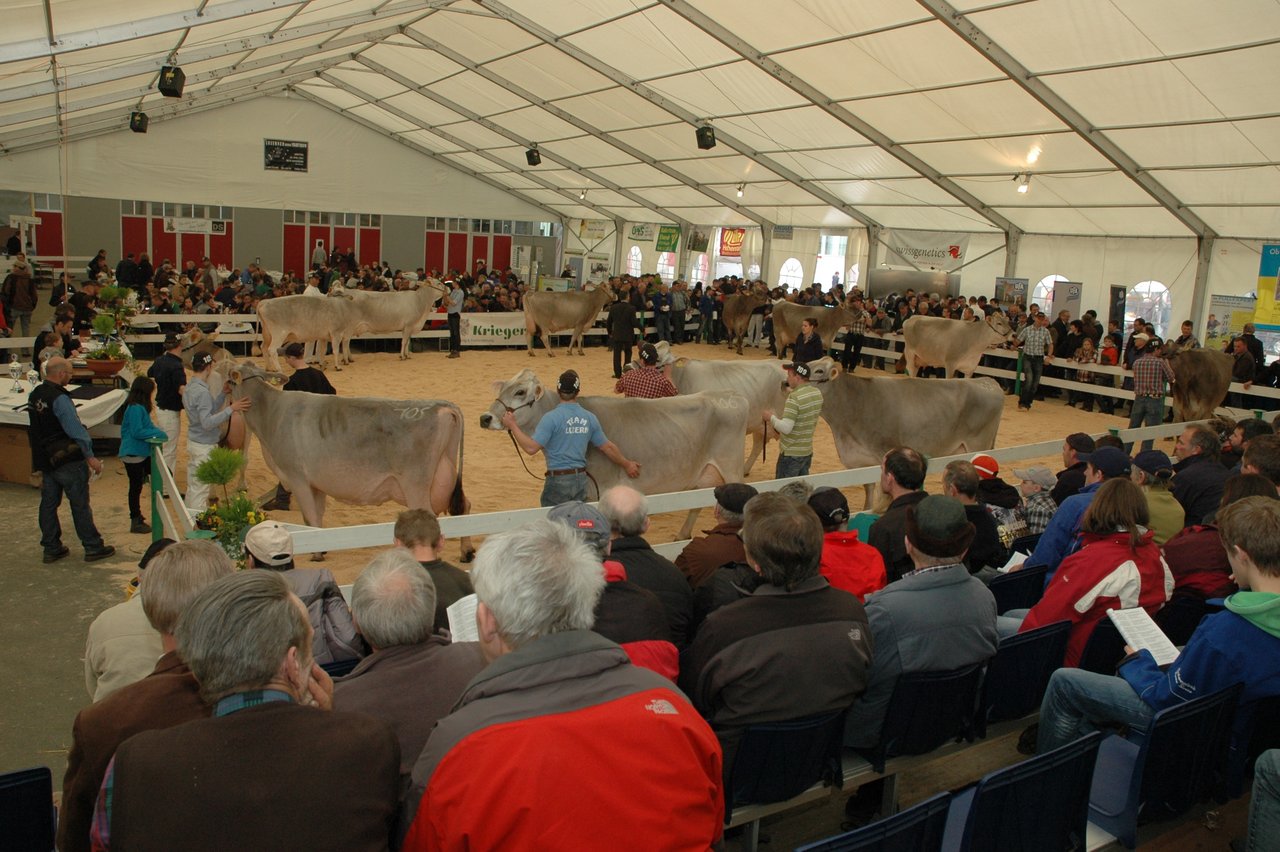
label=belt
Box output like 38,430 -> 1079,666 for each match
546,467 -> 587,477
1137,394 -> 1163,399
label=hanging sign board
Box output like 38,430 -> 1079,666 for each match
719,228 -> 745,258
264,139 -> 309,172
655,225 -> 680,252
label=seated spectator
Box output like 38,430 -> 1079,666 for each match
1014,465 -> 1058,535
845,495 -> 998,748
91,571 -> 400,851
1003,478 -> 1173,666
1131,449 -> 1183,544
548,500 -> 676,679
942,460 -> 1009,579
393,508 -> 473,635
402,520 -> 723,850
1163,473 -> 1278,601
807,487 -> 886,601
334,549 -> 487,776
60,540 -> 231,852
1222,417 -> 1274,470
1053,432 -> 1096,505
1036,496 -> 1280,756
244,521 -> 365,665
599,486 -> 694,647
1093,433 -> 1126,451
83,538 -> 172,702
868,446 -> 929,582
1244,434 -> 1280,494
1249,750 -> 1280,851
1025,446 -> 1133,581
675,482 -> 757,589
970,453 -> 1028,548
681,492 -> 873,732
1172,425 -> 1232,525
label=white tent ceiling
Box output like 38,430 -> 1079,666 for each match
1,0 -> 1279,238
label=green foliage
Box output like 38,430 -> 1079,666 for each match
194,489 -> 267,568
195,447 -> 247,489
98,285 -> 131,305
91,313 -> 117,336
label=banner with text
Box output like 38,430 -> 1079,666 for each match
719,228 -> 745,258
655,225 -> 680,252
628,223 -> 655,242
881,229 -> 970,272
461,312 -> 528,347
163,217 -> 223,234
688,227 -> 710,253
1052,281 -> 1083,322
577,219 -> 611,244
1211,294 -> 1258,350
994,277 -> 1027,304
1252,245 -> 1280,326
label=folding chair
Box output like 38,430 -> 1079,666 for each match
0,766 -> 55,852
978,620 -> 1071,736
988,564 -> 1049,614
795,792 -> 952,852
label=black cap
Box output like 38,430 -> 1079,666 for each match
283,342 -> 305,359
714,482 -> 758,514
192,351 -> 214,370
162,333 -> 181,350
557,370 -> 580,395
1065,432 -> 1096,455
639,342 -> 659,364
807,487 -> 850,527
784,361 -> 812,379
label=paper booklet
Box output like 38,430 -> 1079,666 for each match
446,593 -> 480,643
1107,607 -> 1180,666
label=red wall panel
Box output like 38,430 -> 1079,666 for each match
150,218 -> 177,267
333,227 -> 356,259
307,226 -> 332,265
492,235 -> 512,272
283,224 -> 306,278
446,233 -> 468,275
121,217 -> 148,261
471,236 -> 489,272
208,222 -> 234,269
180,233 -> 205,268
33,211 -> 64,263
424,231 -> 445,275
359,228 -> 381,267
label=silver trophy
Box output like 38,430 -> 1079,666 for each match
28,368 -> 40,388
8,354 -> 24,393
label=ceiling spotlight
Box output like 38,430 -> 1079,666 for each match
157,65 -> 185,98
1026,145 -> 1041,165
579,189 -> 586,201
525,144 -> 541,167
1016,173 -> 1030,194
695,123 -> 717,150
736,183 -> 745,198
129,111 -> 149,133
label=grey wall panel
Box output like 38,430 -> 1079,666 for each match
65,196 -> 119,261
235,207 -> 282,270
382,214 -> 424,272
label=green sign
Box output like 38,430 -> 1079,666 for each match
655,225 -> 680,252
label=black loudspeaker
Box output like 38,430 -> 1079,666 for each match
525,147 -> 541,166
158,65 -> 185,98
129,111 -> 149,133
695,124 -> 716,150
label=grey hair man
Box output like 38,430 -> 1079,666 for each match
91,571 -> 400,851
599,486 -> 694,647
674,482 -> 758,588
60,540 -> 232,852
401,521 -> 724,850
334,549 -> 486,775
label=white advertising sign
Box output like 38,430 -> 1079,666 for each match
628,223 -> 656,242
460,312 -> 528,347
881,229 -> 971,272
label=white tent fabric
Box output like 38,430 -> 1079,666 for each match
0,0 -> 1277,238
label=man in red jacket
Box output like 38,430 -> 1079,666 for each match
402,520 -> 723,851
807,487 -> 886,601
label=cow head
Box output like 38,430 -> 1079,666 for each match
806,356 -> 841,384
480,368 -> 546,432
986,312 -> 1012,340
222,359 -> 286,394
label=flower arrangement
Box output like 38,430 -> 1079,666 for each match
83,315 -> 129,361
192,448 -> 266,567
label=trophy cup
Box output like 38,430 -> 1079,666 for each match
28,368 -> 40,388
8,354 -> 24,394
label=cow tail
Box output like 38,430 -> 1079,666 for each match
449,405 -> 467,517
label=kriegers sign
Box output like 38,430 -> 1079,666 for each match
461,312 -> 528,346
881,229 -> 971,272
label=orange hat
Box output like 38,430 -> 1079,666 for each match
970,454 -> 999,480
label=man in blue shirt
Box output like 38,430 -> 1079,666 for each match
502,370 -> 640,506
28,356 -> 114,563
1022,446 -> 1130,581
446,279 -> 464,359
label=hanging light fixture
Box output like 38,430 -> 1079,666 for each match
1016,173 -> 1030,194
525,144 -> 541,166
1026,145 -> 1042,164
736,183 -> 745,198
579,189 -> 586,201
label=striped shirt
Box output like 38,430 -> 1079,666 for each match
779,384 -> 823,457
1133,351 -> 1176,397
1017,324 -> 1053,357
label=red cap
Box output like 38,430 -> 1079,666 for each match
970,454 -> 999,480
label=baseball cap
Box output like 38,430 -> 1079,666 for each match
244,521 -> 293,567
713,482 -> 758,514
970,454 -> 999,480
1132,449 -> 1174,476
191,351 -> 214,371
1012,465 -> 1057,490
283,342 -> 305,359
784,361 -> 812,379
162,333 -> 181,350
1134,333 -> 1150,342
807,487 -> 850,527
1081,445 -> 1132,478
546,501 -> 610,552
905,495 -> 975,559
557,370 -> 580,395
1065,432 -> 1096,455
638,342 -> 658,364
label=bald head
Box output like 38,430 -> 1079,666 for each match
45,356 -> 71,383
599,486 -> 649,538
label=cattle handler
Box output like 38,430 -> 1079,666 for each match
262,342 -> 337,511
501,369 -> 641,506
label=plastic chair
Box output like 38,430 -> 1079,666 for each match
988,564 -> 1049,614
1221,694 -> 1280,799
1088,683 -> 1242,848
941,732 -> 1102,852
0,766 -> 55,852
1009,533 -> 1041,555
1076,617 -> 1127,674
1153,595 -> 1223,647
796,792 -> 952,852
978,620 -> 1071,736
722,709 -> 847,813
858,664 -> 986,773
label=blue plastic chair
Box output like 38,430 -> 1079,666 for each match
0,766 -> 55,852
1154,595 -> 1223,647
988,564 -> 1049,615
796,792 -> 952,852
941,732 -> 1102,852
977,620 -> 1071,737
858,664 -> 986,773
722,709 -> 847,814
1009,533 -> 1041,555
1088,683 -> 1242,848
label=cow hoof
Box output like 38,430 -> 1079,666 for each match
309,551 -> 327,562
460,549 -> 476,564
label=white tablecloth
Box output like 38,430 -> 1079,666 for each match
0,384 -> 126,427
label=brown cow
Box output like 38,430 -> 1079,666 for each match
771,302 -> 856,358
722,282 -> 769,355
1165,345 -> 1233,421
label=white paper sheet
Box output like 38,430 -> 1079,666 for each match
446,593 -> 479,643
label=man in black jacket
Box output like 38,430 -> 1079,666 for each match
1172,425 -> 1232,526
147,334 -> 186,483
868,446 -> 930,582
606,290 -> 637,379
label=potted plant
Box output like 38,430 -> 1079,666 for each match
81,314 -> 131,378
191,448 -> 266,567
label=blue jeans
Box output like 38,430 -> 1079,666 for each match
1019,355 -> 1044,407
541,471 -> 588,507
775,454 -> 812,479
1128,396 -> 1165,452
1037,668 -> 1153,754
996,608 -> 1030,638
1248,749 -> 1280,851
39,461 -> 104,553
655,312 -> 671,343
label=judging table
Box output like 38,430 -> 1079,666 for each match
0,381 -> 127,485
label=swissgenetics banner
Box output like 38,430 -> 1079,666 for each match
719,228 -> 745,258
881,229 -> 970,272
